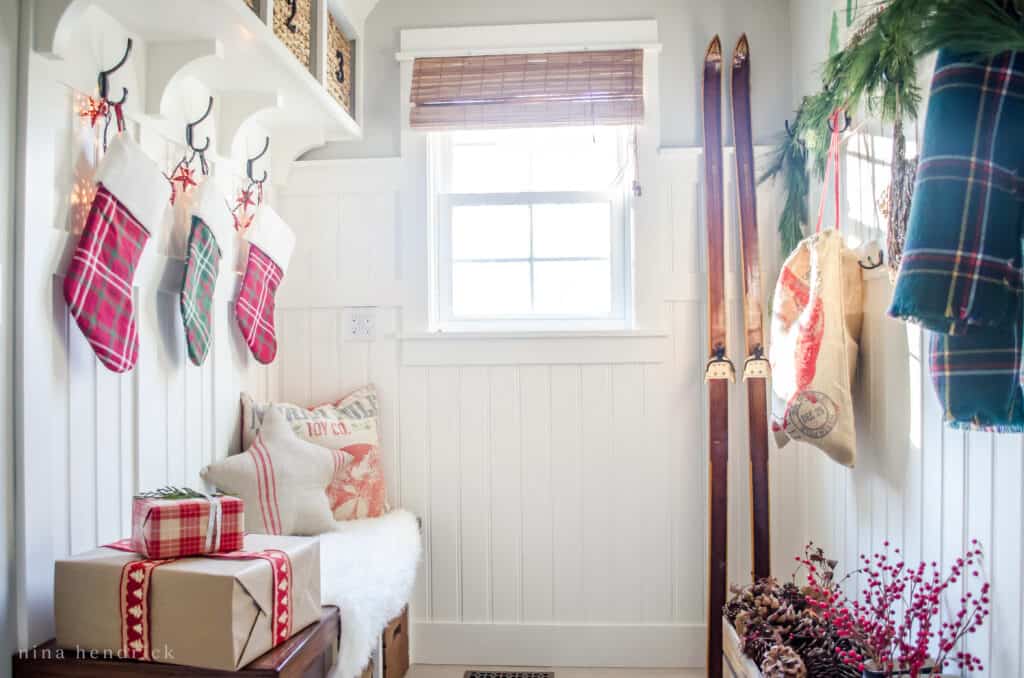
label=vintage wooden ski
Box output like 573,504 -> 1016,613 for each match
702,34 -> 732,678
731,34 -> 772,582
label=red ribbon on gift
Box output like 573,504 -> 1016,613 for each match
105,539 -> 293,661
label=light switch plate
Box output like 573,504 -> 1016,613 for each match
343,307 -> 376,341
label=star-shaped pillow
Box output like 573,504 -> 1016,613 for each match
201,407 -> 337,536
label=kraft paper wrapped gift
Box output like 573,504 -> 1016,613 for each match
54,534 -> 320,671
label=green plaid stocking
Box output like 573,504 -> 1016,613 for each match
180,216 -> 222,366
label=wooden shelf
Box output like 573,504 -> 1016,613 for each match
35,0 -> 366,177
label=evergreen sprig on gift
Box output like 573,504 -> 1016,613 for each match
135,486 -> 230,500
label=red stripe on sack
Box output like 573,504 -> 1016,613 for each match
250,441 -> 275,534
258,439 -> 282,535
261,439 -> 283,535
254,438 -> 281,535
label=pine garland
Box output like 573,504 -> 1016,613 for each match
761,0 -> 1024,257
920,0 -> 1024,59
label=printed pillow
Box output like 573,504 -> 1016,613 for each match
241,385 -> 387,521
201,407 -> 336,536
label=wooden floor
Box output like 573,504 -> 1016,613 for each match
407,667 -> 707,677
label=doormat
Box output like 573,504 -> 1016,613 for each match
463,673 -> 554,678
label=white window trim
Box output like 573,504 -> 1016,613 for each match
429,130 -> 635,333
398,20 -> 663,347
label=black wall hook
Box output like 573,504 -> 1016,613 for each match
98,38 -> 133,106
185,96 -> 214,154
828,112 -> 853,134
859,248 -> 884,270
246,137 -> 270,185
784,119 -> 797,139
285,0 -> 299,32
335,51 -> 345,84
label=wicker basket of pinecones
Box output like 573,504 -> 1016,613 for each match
724,575 -> 862,677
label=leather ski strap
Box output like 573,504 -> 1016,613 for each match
702,35 -> 730,678
731,34 -> 772,581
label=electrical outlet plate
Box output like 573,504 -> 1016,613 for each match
344,307 -> 376,341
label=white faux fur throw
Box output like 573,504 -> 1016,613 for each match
319,509 -> 422,678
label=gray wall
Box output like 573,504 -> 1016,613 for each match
308,0 -> 795,159
1,0 -> 18,673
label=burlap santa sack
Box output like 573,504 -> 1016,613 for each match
769,229 -> 863,466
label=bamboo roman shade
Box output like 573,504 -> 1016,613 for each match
409,49 -> 644,130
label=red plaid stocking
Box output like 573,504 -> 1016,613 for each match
234,206 -> 294,365
63,136 -> 170,373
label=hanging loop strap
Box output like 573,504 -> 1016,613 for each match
814,109 -> 845,233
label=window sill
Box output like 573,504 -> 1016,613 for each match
399,329 -> 670,366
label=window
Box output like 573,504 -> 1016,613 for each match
430,126 -> 634,331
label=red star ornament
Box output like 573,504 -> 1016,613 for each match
172,165 -> 198,193
78,96 -> 107,128
235,187 -> 255,211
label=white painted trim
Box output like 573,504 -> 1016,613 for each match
411,622 -> 705,667
400,332 -> 670,366
402,329 -> 667,341
397,20 -> 660,61
284,157 -> 403,195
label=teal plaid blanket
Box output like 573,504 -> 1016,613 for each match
889,48 -> 1024,430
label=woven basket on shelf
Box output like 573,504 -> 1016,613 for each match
273,0 -> 313,70
243,0 -> 260,15
326,14 -> 355,115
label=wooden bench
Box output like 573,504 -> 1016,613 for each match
13,607 -> 340,678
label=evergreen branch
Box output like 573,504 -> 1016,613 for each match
135,486 -> 230,500
919,0 -> 1024,59
762,0 -> 1022,258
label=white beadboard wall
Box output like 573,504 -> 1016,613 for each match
797,132 -> 1024,678
12,7 -> 275,648
785,0 -> 1024,675
273,147 -> 803,667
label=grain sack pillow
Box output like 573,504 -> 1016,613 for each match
241,385 -> 387,521
201,407 -> 336,535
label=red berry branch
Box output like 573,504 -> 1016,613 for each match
799,540 -> 989,676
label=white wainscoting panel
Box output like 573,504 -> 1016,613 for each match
273,150 -> 796,667
795,131 -> 1024,678
15,28 -> 274,645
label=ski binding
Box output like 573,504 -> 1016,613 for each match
742,345 -> 771,380
704,346 -> 736,383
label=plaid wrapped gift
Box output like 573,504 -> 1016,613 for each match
131,492 -> 244,559
889,49 -> 1024,430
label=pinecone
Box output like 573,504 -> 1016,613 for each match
724,595 -> 746,625
786,614 -> 830,655
741,621 -> 780,667
761,644 -> 807,678
766,604 -> 800,635
801,645 -> 860,678
779,581 -> 808,612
